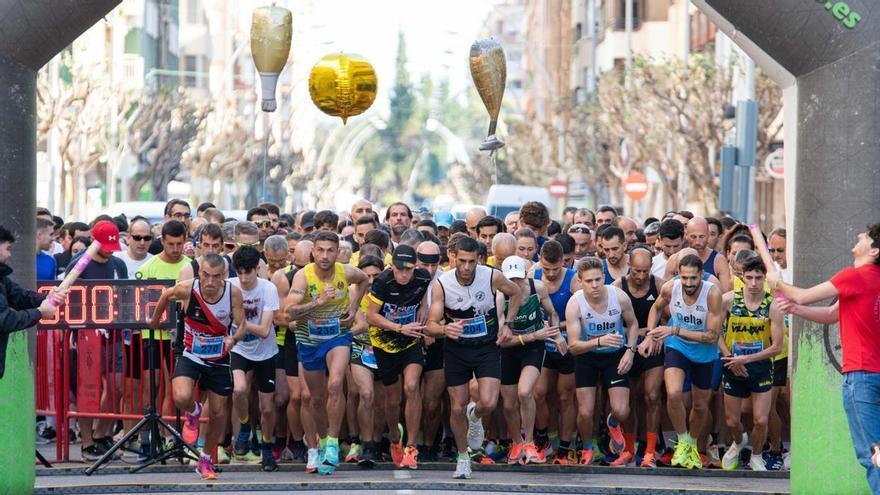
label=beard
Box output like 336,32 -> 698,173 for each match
392,224 -> 407,236
683,285 -> 699,296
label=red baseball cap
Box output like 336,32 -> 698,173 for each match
91,220 -> 122,252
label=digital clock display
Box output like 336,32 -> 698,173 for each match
37,280 -> 176,330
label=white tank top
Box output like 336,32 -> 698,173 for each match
439,264 -> 498,345
575,285 -> 625,354
665,279 -> 718,363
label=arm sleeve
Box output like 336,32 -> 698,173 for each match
0,288 -> 42,334
4,277 -> 45,309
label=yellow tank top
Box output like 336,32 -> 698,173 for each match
294,263 -> 350,347
733,276 -> 787,361
725,289 -> 773,358
275,265 -> 295,346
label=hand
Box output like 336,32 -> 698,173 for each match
617,348 -> 634,374
424,335 -> 436,347
637,338 -> 653,358
339,308 -> 357,329
553,337 -> 569,355
776,296 -> 797,314
444,321 -> 464,340
398,322 -> 426,338
316,285 -> 336,305
599,332 -> 624,349
496,323 -> 513,346
648,326 -> 674,341
416,308 -> 429,325
722,354 -> 751,369
49,287 -> 67,306
767,271 -> 782,291
223,336 -> 236,352
533,325 -> 560,341
38,298 -> 59,319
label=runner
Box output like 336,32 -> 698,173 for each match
614,247 -> 665,468
496,255 -> 560,464
652,219 -> 685,278
646,254 -> 723,470
415,241 -> 446,462
566,257 -> 639,466
426,236 -> 523,479
685,217 -> 732,292
284,231 -> 369,475
148,253 -> 247,480
366,245 -> 433,469
600,226 -> 629,283
568,224 -> 594,259
718,255 -> 784,471
533,240 -> 577,464
229,246 -> 281,471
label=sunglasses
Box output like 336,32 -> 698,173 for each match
224,242 -> 236,250
237,241 -> 261,248
256,221 -> 272,228
278,222 -> 289,229
568,225 -> 591,234
769,248 -> 785,253
131,235 -> 153,242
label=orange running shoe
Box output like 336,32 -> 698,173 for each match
606,414 -> 625,454
507,442 -> 523,465
400,445 -> 419,469
522,443 -> 545,464
609,451 -> 633,467
391,441 -> 404,468
578,449 -> 594,465
640,451 -> 657,468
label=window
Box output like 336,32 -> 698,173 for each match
184,55 -> 198,87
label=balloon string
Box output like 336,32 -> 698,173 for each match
262,113 -> 270,203
491,151 -> 498,185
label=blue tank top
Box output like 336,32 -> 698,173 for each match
535,267 -> 576,354
703,250 -> 718,278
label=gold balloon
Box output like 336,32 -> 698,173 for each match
469,38 -> 507,151
308,53 -> 378,125
251,5 -> 292,112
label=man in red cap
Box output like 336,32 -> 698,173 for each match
63,219 -> 127,461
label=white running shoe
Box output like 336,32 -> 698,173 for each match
306,448 -> 320,473
722,441 -> 742,470
749,453 -> 767,471
466,402 -> 484,451
453,457 -> 472,479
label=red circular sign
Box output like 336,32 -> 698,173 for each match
623,172 -> 649,201
548,178 -> 568,199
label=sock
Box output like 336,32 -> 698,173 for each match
319,437 -> 328,449
262,431 -> 272,444
535,428 -> 548,442
457,451 -> 470,462
190,401 -> 202,416
327,436 -> 338,446
623,433 -> 635,455
711,431 -> 719,445
582,439 -> 594,451
646,432 -> 658,455
557,440 -> 570,455
200,451 -> 211,462
607,415 -> 619,428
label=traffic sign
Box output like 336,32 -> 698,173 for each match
622,172 -> 649,201
549,178 -> 568,198
764,148 -> 784,179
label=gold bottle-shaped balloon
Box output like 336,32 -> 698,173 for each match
469,39 -> 507,151
308,53 -> 378,125
251,5 -> 292,112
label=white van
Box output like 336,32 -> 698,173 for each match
485,185 -> 552,219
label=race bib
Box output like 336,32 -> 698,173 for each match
308,318 -> 341,340
243,333 -> 260,343
460,315 -> 488,339
361,346 -> 378,369
732,341 -> 763,356
513,323 -> 537,336
546,330 -> 567,353
192,335 -> 225,359
388,307 -> 416,325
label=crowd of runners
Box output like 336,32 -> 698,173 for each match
30,198 -> 800,481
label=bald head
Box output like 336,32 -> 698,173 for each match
416,241 -> 441,277
417,240 -> 440,256
685,217 -> 709,252
617,216 -> 638,248
630,246 -> 653,266
350,199 -> 373,221
294,240 -> 313,268
466,207 -> 488,238
491,233 -> 516,267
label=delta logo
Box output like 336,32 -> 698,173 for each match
588,321 -> 619,332
680,314 -> 703,326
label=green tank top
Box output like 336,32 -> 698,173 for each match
505,279 -> 544,335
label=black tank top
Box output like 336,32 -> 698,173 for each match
621,275 -> 658,329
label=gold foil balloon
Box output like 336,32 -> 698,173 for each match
308,53 -> 378,124
469,38 -> 507,151
251,5 -> 292,112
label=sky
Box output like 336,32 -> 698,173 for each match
298,0 -> 496,110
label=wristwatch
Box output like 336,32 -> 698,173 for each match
628,344 -> 637,354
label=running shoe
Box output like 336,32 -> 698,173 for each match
671,439 -> 690,468
217,446 -> 231,464
552,450 -> 572,465
345,442 -> 362,463
182,401 -> 203,446
290,440 -> 307,463
359,442 -> 377,468
466,402 -> 484,451
306,448 -> 320,473
401,445 -> 419,469
261,451 -> 278,472
685,443 -> 703,469
453,456 -> 472,479
522,442 -> 545,464
195,455 -> 217,480
322,438 -> 340,467
507,442 -> 523,465
391,441 -> 404,467
640,451 -> 657,468
763,450 -> 784,471
707,444 -> 722,468
748,453 -> 767,471
722,441 -> 742,471
578,449 -> 594,465
609,451 -> 633,467
606,414 -> 625,455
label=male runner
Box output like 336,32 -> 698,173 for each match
366,245 -> 432,468
600,226 -> 629,283
426,236 -> 522,479
646,254 -> 723,470
566,257 -> 639,465
229,246 -> 280,471
718,255 -> 783,471
685,217 -> 732,292
284,231 -> 369,475
497,256 -> 560,464
148,254 -> 246,480
415,241 -> 446,461
614,247 -> 665,467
